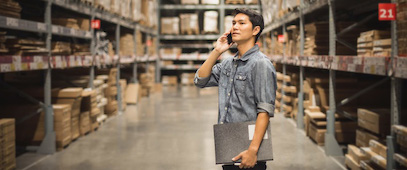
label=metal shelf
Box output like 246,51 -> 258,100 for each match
160,34 -> 219,40
160,4 -> 259,10
262,0 -> 328,34
0,15 -> 92,39
160,43 -> 214,49
52,0 -> 157,34
268,55 -> 407,79
161,64 -> 201,70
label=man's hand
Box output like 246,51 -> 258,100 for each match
214,31 -> 234,54
232,149 -> 257,169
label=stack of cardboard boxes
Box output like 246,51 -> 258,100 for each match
358,139 -> 388,169
180,13 -> 199,35
79,90 -> 94,135
33,104 -> 72,150
93,79 -> 108,123
0,0 -> 21,18
203,11 -> 219,34
275,72 -> 283,114
356,109 -> 390,147
162,76 -> 178,86
281,75 -> 293,117
397,0 -> 407,56
53,88 -> 83,141
135,30 -> 145,56
82,89 -> 100,132
0,119 -> 15,170
120,33 -> 135,57
181,73 -> 195,86
345,144 -> 369,170
373,38 -> 392,57
161,17 -> 180,35
393,125 -> 407,168
357,30 -> 390,57
120,79 -> 127,111
103,68 -> 119,117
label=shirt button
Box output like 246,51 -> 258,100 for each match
225,107 -> 227,111
234,64 -> 237,67
228,93 -> 230,96
230,79 -> 233,82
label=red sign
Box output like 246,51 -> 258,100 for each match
278,35 -> 285,43
91,20 -> 101,29
379,3 -> 396,21
146,39 -> 152,47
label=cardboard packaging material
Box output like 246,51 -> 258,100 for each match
393,125 -> 407,147
357,108 -> 390,136
394,153 -> 407,168
181,0 -> 198,4
203,11 -> 219,34
125,83 -> 141,104
348,144 -> 369,164
180,13 -> 199,35
181,73 -> 195,85
79,112 -> 91,136
356,129 -> 380,147
360,160 -> 385,170
369,140 -> 387,158
161,17 -> 180,35
345,154 -> 361,170
54,88 -> 83,98
202,0 -> 219,4
360,147 -> 387,169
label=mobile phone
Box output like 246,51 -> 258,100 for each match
227,32 -> 233,44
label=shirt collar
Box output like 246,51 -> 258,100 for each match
233,45 -> 259,61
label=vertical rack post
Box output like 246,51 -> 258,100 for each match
89,1 -> 96,89
116,23 -> 122,114
220,0 -> 225,34
38,0 -> 56,154
133,25 -> 138,84
155,2 -> 161,83
325,0 -> 342,156
297,0 -> 305,129
281,23 -> 286,115
388,0 -> 400,168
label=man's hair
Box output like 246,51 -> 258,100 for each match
232,8 -> 264,43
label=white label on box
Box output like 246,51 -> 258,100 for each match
0,64 -> 11,72
37,23 -> 46,31
248,125 -> 268,140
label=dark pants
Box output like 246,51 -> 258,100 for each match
222,162 -> 267,170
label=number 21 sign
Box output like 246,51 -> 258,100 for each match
379,3 -> 396,21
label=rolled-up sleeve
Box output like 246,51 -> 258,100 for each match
194,63 -> 222,88
253,58 -> 277,117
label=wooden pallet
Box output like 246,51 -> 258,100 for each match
225,0 -> 244,4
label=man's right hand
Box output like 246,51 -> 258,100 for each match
214,32 -> 234,54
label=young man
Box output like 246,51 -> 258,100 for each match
194,8 -> 276,170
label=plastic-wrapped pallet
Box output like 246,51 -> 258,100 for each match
110,0 -> 120,15
224,15 -> 234,33
181,0 -> 199,4
132,0 -> 142,21
202,0 -> 219,4
161,17 -> 180,35
203,11 -> 219,34
120,33 -> 135,56
121,0 -> 131,19
180,13 -> 199,35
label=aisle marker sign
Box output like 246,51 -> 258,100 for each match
378,3 -> 396,21
278,35 -> 285,43
91,20 -> 101,29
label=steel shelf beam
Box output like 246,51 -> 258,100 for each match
160,44 -> 214,49
262,0 -> 328,34
160,35 -> 219,40
160,4 -> 259,10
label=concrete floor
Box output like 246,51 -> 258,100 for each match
17,86 -> 346,170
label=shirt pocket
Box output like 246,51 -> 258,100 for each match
234,73 -> 247,94
221,68 -> 231,88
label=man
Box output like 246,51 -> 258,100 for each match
194,8 -> 277,170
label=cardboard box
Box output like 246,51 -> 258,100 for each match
125,83 -> 141,104
369,140 -> 387,158
79,112 -> 90,136
357,108 -> 390,135
373,39 -> 392,47
54,88 -> 83,98
56,97 -> 82,116
308,123 -> 356,144
348,145 -> 369,164
360,147 -> 387,169
53,104 -> 71,122
0,119 -> 15,135
202,0 -> 219,4
203,11 -> 219,34
394,153 -> 407,168
71,117 -> 80,140
161,17 -> 180,35
356,129 -> 380,147
360,160 -> 385,170
345,154 -> 361,170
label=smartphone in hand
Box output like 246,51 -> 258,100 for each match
227,32 -> 233,45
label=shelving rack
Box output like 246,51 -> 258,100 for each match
0,0 -> 157,154
260,0 -> 406,168
158,0 -> 260,78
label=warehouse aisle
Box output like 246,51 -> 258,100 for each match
18,86 -> 345,170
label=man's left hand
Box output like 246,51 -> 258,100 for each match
232,149 -> 257,169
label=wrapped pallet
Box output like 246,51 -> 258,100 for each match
132,0 -> 142,21
110,0 -> 121,15
120,0 -> 131,19
94,0 -> 111,11
0,119 -> 16,170
161,17 -> 180,35
180,13 -> 199,35
203,11 -> 219,34
202,0 -> 219,4
181,0 -> 199,4
120,33 -> 135,56
357,30 -> 390,57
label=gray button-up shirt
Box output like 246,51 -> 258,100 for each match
194,45 -> 277,123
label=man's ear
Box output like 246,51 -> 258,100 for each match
252,26 -> 260,36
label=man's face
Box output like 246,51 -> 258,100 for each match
231,13 -> 257,44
